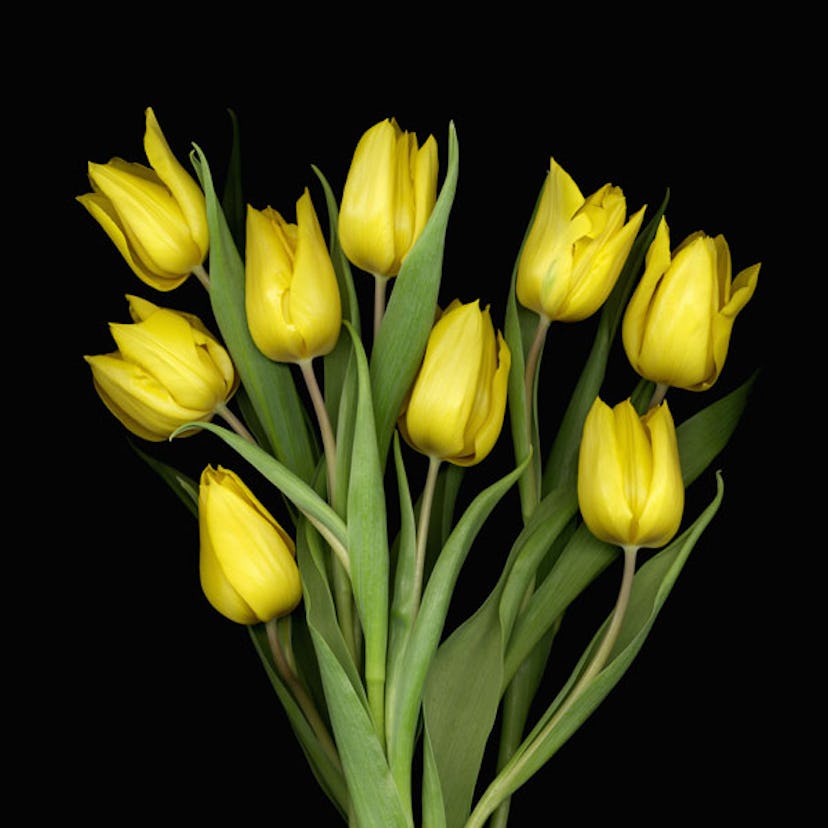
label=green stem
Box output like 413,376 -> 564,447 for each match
265,617 -> 342,774
465,545 -> 639,828
299,359 -> 337,501
299,360 -> 360,665
192,263 -> 210,290
412,455 -> 442,614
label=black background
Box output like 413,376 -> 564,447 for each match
30,21 -> 808,824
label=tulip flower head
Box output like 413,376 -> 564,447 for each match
84,295 -> 237,441
516,157 -> 645,323
399,300 -> 511,466
622,217 -> 760,391
338,117 -> 438,279
77,107 -> 209,291
199,465 -> 302,625
245,191 -> 342,364
577,396 -> 684,550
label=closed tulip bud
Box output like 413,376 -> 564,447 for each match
516,157 -> 646,322
245,190 -> 342,363
77,107 -> 209,291
622,218 -> 760,391
198,465 -> 302,625
399,300 -> 511,466
577,397 -> 684,550
338,117 -> 438,278
84,295 -> 237,441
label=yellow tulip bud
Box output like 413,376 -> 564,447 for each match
516,157 -> 646,322
84,295 -> 237,441
245,190 -> 342,363
577,397 -> 684,550
198,465 -> 302,625
77,107 -> 209,291
622,218 -> 760,391
338,118 -> 438,278
399,300 -> 511,466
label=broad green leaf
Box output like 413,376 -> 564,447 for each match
419,486 -> 576,828
344,322 -> 389,740
541,191 -> 670,495
387,456 -> 528,815
465,475 -> 724,827
301,517 -> 412,828
370,122 -> 460,465
422,600 -> 503,828
190,144 -> 317,482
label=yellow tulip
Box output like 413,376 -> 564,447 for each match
399,300 -> 511,466
622,217 -> 760,391
338,117 -> 438,278
577,397 -> 684,550
198,465 -> 302,625
77,107 -> 209,291
245,190 -> 342,363
84,295 -> 237,441
516,157 -> 645,322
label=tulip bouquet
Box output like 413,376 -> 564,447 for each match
79,107 -> 760,827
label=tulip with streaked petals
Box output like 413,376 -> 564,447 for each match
84,295 -> 237,441
338,118 -> 438,278
199,465 -> 302,625
516,157 -> 645,322
622,217 -> 760,391
577,396 -> 684,550
399,300 -> 510,466
77,107 -> 209,291
245,190 -> 342,363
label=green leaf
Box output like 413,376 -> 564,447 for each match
220,108 -> 245,252
388,455 -> 528,816
189,144 -> 317,482
679,371 -> 757,487
466,475 -> 725,826
299,514 -> 412,828
541,190 -> 670,495
370,122 -> 460,465
504,179 -> 546,517
343,322 -> 389,739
